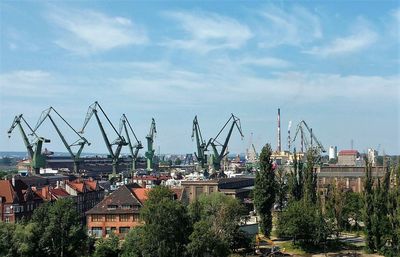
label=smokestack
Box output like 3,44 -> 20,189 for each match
277,108 -> 281,153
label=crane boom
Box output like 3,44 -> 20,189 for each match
7,114 -> 49,174
119,114 -> 143,171
292,120 -> 325,153
207,114 -> 244,174
192,116 -> 207,169
32,107 -> 90,173
145,118 -> 157,171
80,101 -> 127,175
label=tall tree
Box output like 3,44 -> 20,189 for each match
364,160 -> 375,252
93,233 -> 120,257
287,149 -> 303,201
31,199 -> 88,257
254,143 -> 276,237
128,186 -> 191,257
275,167 -> 288,210
303,148 -> 318,204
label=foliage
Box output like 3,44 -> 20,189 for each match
92,233 -> 120,257
276,200 -> 331,246
275,167 -> 288,210
287,149 -> 303,201
121,226 -> 145,257
31,198 -> 88,257
124,186 -> 191,257
342,191 -> 363,231
186,192 -> 249,257
303,148 -> 318,204
254,143 -> 276,236
325,185 -> 346,237
0,222 -> 17,257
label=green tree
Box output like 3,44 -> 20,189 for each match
92,233 -> 120,257
121,226 -> 145,257
123,186 -> 191,257
0,222 -> 17,257
287,149 -> 303,201
254,144 -> 276,236
31,199 -> 88,257
364,161 -> 375,252
186,192 -> 248,257
342,191 -> 363,231
174,158 -> 182,165
275,167 -> 288,210
303,148 -> 318,204
386,164 -> 400,256
325,185 -> 345,237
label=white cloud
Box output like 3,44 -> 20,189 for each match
164,11 -> 252,53
258,5 -> 322,47
239,57 -> 291,68
48,7 -> 147,54
304,18 -> 378,57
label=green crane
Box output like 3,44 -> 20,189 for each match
145,118 -> 156,171
191,115 -> 207,170
32,107 -> 90,173
8,114 -> 50,174
80,101 -> 127,176
119,114 -> 143,172
206,114 -> 244,177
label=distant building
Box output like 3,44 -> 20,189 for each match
86,183 -> 147,238
131,175 -> 171,188
338,150 -> 359,166
0,179 -> 43,223
367,148 -> 378,166
328,146 -> 337,160
180,177 -> 254,204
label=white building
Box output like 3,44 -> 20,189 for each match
367,148 -> 378,166
328,146 -> 337,160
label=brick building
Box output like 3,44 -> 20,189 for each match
86,183 -> 149,238
0,179 -> 43,223
338,150 -> 360,166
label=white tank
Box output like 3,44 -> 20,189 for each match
328,146 -> 337,160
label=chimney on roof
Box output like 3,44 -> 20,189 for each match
277,108 -> 281,153
11,176 -> 15,187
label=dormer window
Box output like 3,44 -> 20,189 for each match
122,204 -> 132,210
107,205 -> 117,210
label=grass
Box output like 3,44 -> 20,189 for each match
275,240 -> 363,256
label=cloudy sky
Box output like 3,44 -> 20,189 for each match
0,1 -> 399,156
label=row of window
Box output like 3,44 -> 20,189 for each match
91,214 -> 139,222
90,226 -> 130,237
107,204 -> 138,210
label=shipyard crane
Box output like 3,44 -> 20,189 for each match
192,116 -> 207,170
80,101 -> 127,176
32,107 -> 90,173
292,120 -> 326,153
119,114 -> 143,172
145,118 -> 157,171
206,114 -> 244,176
7,114 -> 50,174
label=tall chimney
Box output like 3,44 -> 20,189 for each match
277,108 -> 281,153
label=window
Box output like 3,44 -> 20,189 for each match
120,214 -> 130,222
107,205 -> 117,210
195,187 -> 203,196
91,227 -> 103,238
91,215 -> 102,222
5,206 -> 10,214
105,214 -> 116,222
133,214 -> 139,222
122,204 -> 132,210
105,227 -> 117,235
5,217 -> 10,223
119,227 -> 130,234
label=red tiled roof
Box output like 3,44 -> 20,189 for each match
85,180 -> 97,191
339,150 -> 359,155
0,180 -> 16,203
50,188 -> 70,198
132,188 -> 150,204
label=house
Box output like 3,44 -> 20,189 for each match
86,183 -> 149,238
0,178 -> 43,223
338,150 -> 360,166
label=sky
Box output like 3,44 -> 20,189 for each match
0,1 -> 399,156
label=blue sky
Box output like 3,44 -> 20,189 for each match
0,1 -> 399,156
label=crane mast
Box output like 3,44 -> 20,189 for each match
292,120 -> 325,154
192,116 -> 207,170
145,118 -> 157,171
206,114 -> 244,176
32,107 -> 90,173
8,114 -> 49,174
119,114 -> 143,172
80,101 -> 127,176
